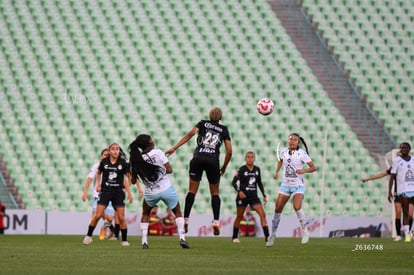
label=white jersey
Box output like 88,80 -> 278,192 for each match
141,148 -> 172,195
279,147 -> 312,186
87,162 -> 100,198
391,156 -> 414,194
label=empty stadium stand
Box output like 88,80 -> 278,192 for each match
1,0 -> 410,218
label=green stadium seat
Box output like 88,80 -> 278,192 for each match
0,0 -> 391,217
304,0 -> 412,144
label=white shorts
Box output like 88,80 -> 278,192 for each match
279,184 -> 305,196
400,192 -> 414,199
144,185 -> 179,210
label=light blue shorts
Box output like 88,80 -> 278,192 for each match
400,192 -> 414,199
144,185 -> 179,210
279,184 -> 305,196
92,196 -> 115,216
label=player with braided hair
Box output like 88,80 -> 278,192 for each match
129,134 -> 189,249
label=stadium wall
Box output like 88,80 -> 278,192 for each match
4,210 -> 390,238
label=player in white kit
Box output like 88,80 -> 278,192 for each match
389,142 -> 414,242
129,134 -> 189,249
266,133 -> 316,247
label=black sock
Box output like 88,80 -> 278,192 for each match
184,192 -> 195,219
263,225 -> 269,240
396,219 -> 401,236
114,224 -> 120,238
109,224 -> 114,232
121,228 -> 127,242
211,195 -> 221,221
87,225 -> 95,237
232,227 -> 239,239
409,218 -> 413,231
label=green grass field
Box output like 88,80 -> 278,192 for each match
0,236 -> 412,274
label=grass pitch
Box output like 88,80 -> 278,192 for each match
0,235 -> 412,274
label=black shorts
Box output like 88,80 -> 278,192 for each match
189,156 -> 221,183
394,194 -> 401,203
236,196 -> 262,208
98,189 -> 125,209
395,194 -> 414,204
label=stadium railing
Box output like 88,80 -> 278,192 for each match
283,0 -> 397,154
0,172 -> 18,209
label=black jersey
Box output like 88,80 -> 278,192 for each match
232,165 -> 266,198
193,120 -> 231,159
98,157 -> 129,191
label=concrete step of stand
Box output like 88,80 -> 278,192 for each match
268,0 -> 393,157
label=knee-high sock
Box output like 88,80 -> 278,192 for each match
396,218 -> 401,236
87,225 -> 96,237
121,228 -> 127,242
232,227 -> 239,239
176,217 -> 186,240
263,225 -> 269,239
211,195 -> 221,221
140,222 -> 149,245
271,213 -> 281,236
402,224 -> 410,238
184,192 -> 195,219
296,209 -> 308,231
114,223 -> 120,238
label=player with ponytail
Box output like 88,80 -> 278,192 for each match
82,143 -> 133,246
266,133 -> 316,247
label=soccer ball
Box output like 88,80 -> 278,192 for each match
256,98 -> 274,116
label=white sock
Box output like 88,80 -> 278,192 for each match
403,225 -> 410,237
104,221 -> 111,228
140,222 -> 149,244
176,217 -> 186,240
271,213 -> 281,237
296,209 -> 308,231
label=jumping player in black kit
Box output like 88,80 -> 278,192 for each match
83,142 -> 133,246
166,107 -> 232,235
231,151 -> 269,243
